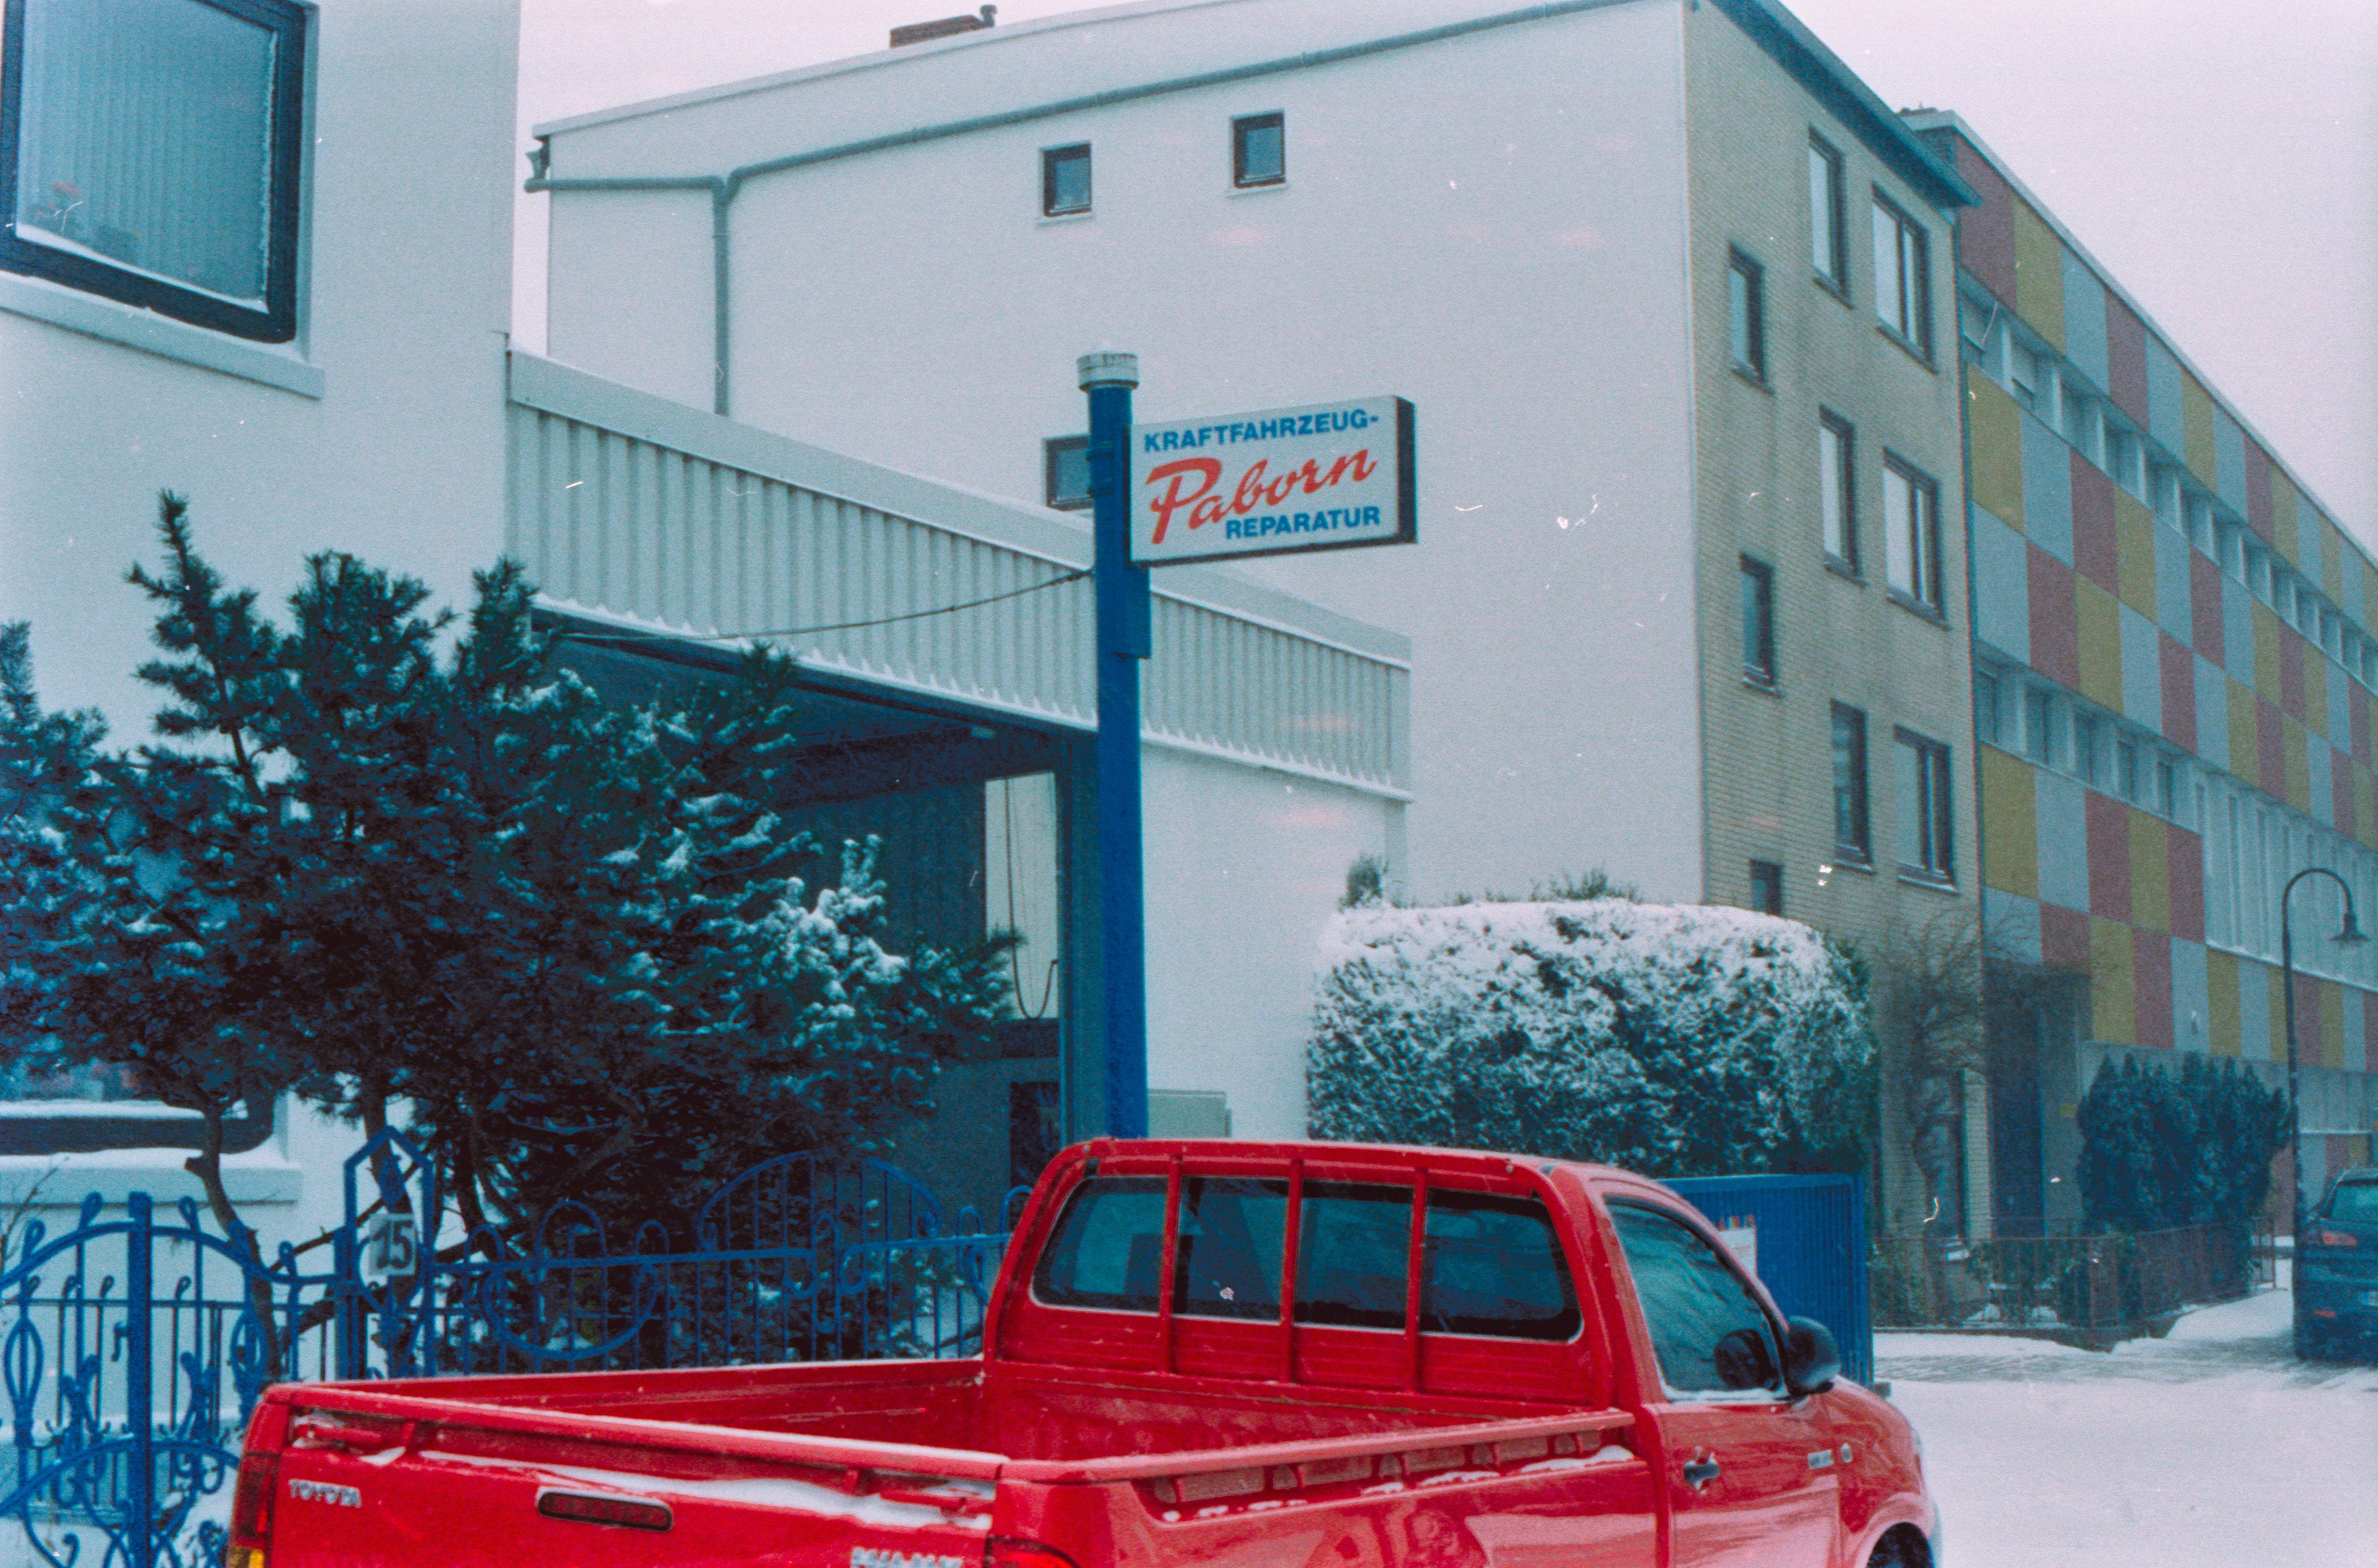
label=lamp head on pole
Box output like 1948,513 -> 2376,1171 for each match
2337,906 -> 2369,947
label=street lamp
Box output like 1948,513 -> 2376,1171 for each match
2280,866 -> 2367,1241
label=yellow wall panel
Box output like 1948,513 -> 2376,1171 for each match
2269,966 -> 2291,1064
2253,601 -> 2282,704
2128,806 -> 2170,933
1981,748 -> 2040,898
2356,763 -> 2375,847
2091,917 -> 2136,1044
2284,715 -> 2310,813
2323,514 -> 2345,601
2228,678 -> 2259,781
2077,578 -> 2123,711
2323,980 -> 2346,1071
1966,372 -> 2024,527
2117,495 -> 2157,617
2182,371 -> 2219,494
2012,199 -> 2067,352
2207,948 -> 2241,1055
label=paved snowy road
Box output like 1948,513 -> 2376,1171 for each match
1878,1287 -> 2378,1566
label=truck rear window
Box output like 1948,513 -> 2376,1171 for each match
1031,1176 -> 1579,1340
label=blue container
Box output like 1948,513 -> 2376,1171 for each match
1663,1173 -> 1872,1386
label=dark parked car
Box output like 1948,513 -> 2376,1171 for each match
2297,1166 -> 2378,1362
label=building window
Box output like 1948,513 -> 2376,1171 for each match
1894,730 -> 1954,882
1748,860 -> 1784,916
1975,670 -> 2001,745
1232,113 -> 1284,187
2156,755 -> 2180,818
1727,249 -> 1765,381
1832,703 -> 1870,862
1819,413 -> 1856,571
2023,687 -> 2053,763
1808,135 -> 1845,290
1739,555 -> 1775,686
2072,710 -> 2102,788
1043,435 -> 1092,510
2116,735 -> 2140,801
2,0 -> 307,343
1871,195 -> 1930,355
1042,143 -> 1091,216
1883,457 -> 1941,612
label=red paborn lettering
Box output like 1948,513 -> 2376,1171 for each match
1143,446 -> 1378,544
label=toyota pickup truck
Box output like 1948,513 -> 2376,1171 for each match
226,1140 -> 1938,1568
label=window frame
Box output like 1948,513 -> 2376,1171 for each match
1726,247 -> 1766,384
1739,554 -> 1776,687
1870,191 -> 1932,359
1807,133 -> 1846,293
1819,411 -> 1857,573
1831,701 -> 1871,864
1882,454 -> 1943,615
1231,111 -> 1284,189
1043,434 -> 1091,511
1041,142 -> 1092,217
1894,727 -> 1955,885
0,0 -> 308,343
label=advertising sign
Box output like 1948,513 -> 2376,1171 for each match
1129,396 -> 1415,567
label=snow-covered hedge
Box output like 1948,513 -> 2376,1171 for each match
1308,900 -> 1875,1177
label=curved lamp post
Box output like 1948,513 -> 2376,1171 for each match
2280,866 -> 2367,1241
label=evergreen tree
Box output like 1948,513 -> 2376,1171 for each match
2076,1053 -> 2288,1237
7,495 -> 1013,1250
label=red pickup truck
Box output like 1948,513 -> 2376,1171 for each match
225,1140 -> 1937,1568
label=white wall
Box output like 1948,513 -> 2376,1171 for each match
1142,746 -> 1402,1138
541,0 -> 1705,907
0,0 -> 522,1249
0,0 -> 521,728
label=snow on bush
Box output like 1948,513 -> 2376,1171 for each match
1308,899 -> 1875,1176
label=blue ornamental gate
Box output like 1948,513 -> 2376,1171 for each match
0,1131 -> 1016,1568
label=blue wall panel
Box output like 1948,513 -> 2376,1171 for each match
2020,414 -> 2074,564
1973,506 -> 2032,662
1663,1174 -> 1873,1386
2145,335 -> 2185,455
2061,253 -> 2111,393
2194,654 -> 2230,766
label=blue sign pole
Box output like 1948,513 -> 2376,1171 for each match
1081,351 -> 1149,1138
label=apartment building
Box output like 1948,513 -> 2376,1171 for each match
531,0 -> 1982,1225
1911,113 -> 2378,1234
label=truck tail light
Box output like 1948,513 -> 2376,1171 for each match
2313,1229 -> 2360,1248
228,1449 -> 280,1566
989,1539 -> 1078,1568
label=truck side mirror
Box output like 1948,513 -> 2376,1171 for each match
1781,1317 -> 1839,1397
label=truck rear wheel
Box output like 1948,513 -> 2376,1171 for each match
1866,1526 -> 1930,1568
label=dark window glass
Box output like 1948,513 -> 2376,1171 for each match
1175,1177 -> 1288,1320
1607,1202 -> 1781,1396
1045,435 -> 1091,510
1748,859 -> 1783,916
1727,249 -> 1765,380
1421,1190 -> 1580,1341
1043,143 -> 1091,216
2327,1182 -> 2378,1224
1740,555 -> 1775,685
1294,1181 -> 1411,1329
1032,1175 -> 1166,1310
1808,134 -> 1845,286
1233,113 -> 1284,187
1819,413 -> 1856,570
1894,728 -> 1954,881
3,0 -> 306,342
1832,702 -> 1869,861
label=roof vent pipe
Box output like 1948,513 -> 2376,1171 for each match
890,5 -> 995,47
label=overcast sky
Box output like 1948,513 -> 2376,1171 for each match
515,0 -> 2378,531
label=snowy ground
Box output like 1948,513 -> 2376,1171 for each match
1879,1281 -> 2378,1566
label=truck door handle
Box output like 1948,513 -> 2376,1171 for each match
1682,1457 -> 1721,1491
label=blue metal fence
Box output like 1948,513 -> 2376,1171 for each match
0,1132 -> 1015,1568
1664,1173 -> 1873,1385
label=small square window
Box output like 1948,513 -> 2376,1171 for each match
1042,143 -> 1091,216
1739,555 -> 1775,686
1747,860 -> 1784,917
1727,249 -> 1766,381
3,0 -> 308,342
1975,670 -> 2001,745
1044,435 -> 1091,510
1232,113 -> 1284,187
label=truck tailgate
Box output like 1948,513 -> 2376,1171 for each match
265,1390 -> 1001,1568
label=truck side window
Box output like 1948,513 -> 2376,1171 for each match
1295,1182 -> 1412,1329
1031,1175 -> 1291,1318
1423,1191 -> 1582,1341
1033,1176 -> 1168,1310
1605,1202 -> 1781,1397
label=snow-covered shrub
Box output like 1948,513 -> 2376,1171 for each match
1308,900 -> 1875,1177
